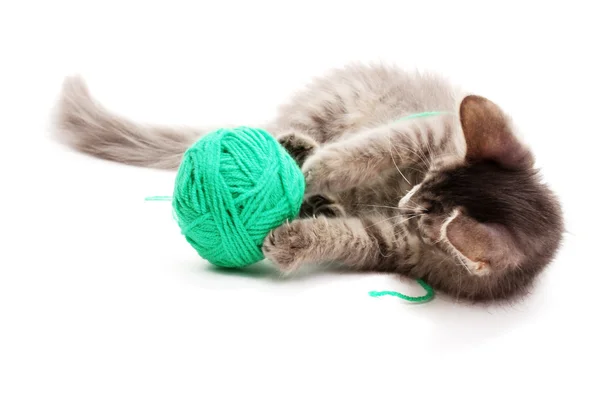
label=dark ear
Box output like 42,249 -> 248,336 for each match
445,210 -> 523,275
459,95 -> 534,169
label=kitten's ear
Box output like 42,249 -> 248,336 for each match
459,95 -> 534,169
444,209 -> 523,275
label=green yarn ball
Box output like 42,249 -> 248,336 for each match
172,126 -> 305,268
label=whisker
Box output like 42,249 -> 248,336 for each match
403,206 -> 428,214
360,204 -> 419,211
364,213 -> 425,229
364,215 -> 406,229
419,124 -> 435,168
384,124 -> 430,171
404,166 -> 426,175
387,131 -> 412,185
422,124 -> 436,167
457,255 -> 473,275
410,202 -> 428,211
437,256 -> 451,265
395,142 -> 430,169
398,193 -> 428,212
402,129 -> 432,168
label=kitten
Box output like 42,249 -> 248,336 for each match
56,63 -> 563,303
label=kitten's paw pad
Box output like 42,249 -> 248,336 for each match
315,203 -> 346,217
262,221 -> 311,272
299,195 -> 345,218
277,132 -> 318,166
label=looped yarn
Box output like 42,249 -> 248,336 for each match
172,127 -> 305,268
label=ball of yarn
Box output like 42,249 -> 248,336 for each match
172,126 -> 305,268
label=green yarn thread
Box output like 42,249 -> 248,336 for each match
394,111 -> 450,122
171,126 -> 305,268
369,279 -> 434,303
145,196 -> 173,201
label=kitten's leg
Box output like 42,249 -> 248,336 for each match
277,131 -> 319,167
302,115 -> 456,195
262,216 -> 402,273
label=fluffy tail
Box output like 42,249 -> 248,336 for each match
55,76 -> 212,170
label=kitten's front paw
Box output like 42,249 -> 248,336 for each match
302,149 -> 345,195
262,221 -> 312,273
277,132 -> 318,166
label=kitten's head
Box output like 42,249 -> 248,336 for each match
399,95 -> 563,279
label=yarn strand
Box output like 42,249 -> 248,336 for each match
369,279 -> 434,303
145,196 -> 173,201
394,110 -> 451,122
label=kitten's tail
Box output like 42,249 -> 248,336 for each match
55,76 -> 215,170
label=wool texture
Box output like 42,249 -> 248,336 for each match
172,127 -> 305,268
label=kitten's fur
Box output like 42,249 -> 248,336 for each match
56,63 -> 563,303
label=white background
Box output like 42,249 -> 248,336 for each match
1,1 -> 598,394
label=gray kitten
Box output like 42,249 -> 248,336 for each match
56,63 -> 563,302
